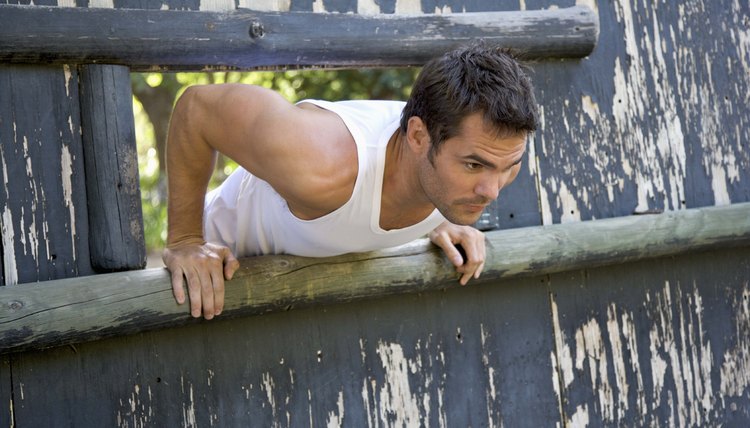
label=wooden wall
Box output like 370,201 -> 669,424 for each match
1,0 -> 749,426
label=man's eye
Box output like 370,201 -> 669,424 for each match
466,162 -> 482,171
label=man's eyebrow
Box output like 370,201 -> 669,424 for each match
464,154 -> 497,169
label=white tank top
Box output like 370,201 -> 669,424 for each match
203,99 -> 446,257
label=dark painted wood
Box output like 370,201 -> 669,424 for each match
79,65 -> 146,272
0,356 -> 11,427
0,65 -> 94,285
531,0 -> 750,224
9,274 -> 559,426
1,202 -> 748,354
549,247 -> 750,425
0,5 -> 598,70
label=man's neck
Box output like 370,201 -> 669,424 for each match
379,130 -> 435,230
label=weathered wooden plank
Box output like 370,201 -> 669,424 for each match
0,202 -> 748,354
9,274 -> 559,426
531,0 -> 750,225
549,246 -> 750,425
79,64 -> 146,272
0,65 -> 94,285
0,5 -> 598,71
0,356 -> 11,427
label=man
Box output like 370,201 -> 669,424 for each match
163,44 -> 539,320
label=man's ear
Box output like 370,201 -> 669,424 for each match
405,116 -> 431,154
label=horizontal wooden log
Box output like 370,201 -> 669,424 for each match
1,203 -> 748,354
0,5 -> 597,71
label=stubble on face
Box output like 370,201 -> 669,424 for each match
417,152 -> 489,226
416,115 -> 527,226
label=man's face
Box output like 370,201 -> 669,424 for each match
418,113 -> 527,225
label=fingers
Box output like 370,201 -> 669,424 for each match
171,266 -> 186,305
221,247 -> 240,280
430,230 -> 464,267
210,268 -> 225,316
430,223 -> 486,286
163,244 -> 236,320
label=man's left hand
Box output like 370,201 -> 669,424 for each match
429,221 -> 486,285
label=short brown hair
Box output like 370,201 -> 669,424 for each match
401,44 -> 539,161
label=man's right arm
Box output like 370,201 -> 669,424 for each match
162,85 -> 243,320
161,84 -> 357,319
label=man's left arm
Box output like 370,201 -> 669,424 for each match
428,221 -> 486,285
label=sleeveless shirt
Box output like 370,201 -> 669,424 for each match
203,99 -> 446,257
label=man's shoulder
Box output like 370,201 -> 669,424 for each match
299,99 -> 405,117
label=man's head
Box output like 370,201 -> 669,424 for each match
400,44 -> 539,163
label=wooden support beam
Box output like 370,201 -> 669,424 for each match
0,5 -> 598,71
79,64 -> 147,271
1,203 -> 748,354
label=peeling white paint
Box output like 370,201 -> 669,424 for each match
238,0 -> 290,12
261,372 -> 280,425
357,0 -> 380,15
612,0 -> 687,214
569,403 -> 590,427
311,0 -> 325,13
1,207 -> 18,285
551,296 -> 574,390
326,390 -> 345,428
557,279 -> 721,425
375,341 -> 421,425
606,304 -> 629,422
63,65 -> 72,97
180,377 -> 197,428
558,180 -> 581,223
394,0 -> 421,14
116,383 -> 153,428
575,317 -> 614,421
480,324 -> 502,427
198,0 -> 235,11
720,283 -> 750,398
87,0 -> 114,8
60,144 -> 77,261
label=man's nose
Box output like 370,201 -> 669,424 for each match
475,174 -> 500,201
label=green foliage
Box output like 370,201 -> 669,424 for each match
133,68 -> 418,251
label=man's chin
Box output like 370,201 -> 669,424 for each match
439,209 -> 484,226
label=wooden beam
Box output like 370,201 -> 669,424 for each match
0,5 -> 598,71
1,203 -> 748,354
79,64 -> 147,271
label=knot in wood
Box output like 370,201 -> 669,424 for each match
7,300 -> 23,312
249,21 -> 265,39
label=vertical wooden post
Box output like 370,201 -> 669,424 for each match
79,65 -> 146,271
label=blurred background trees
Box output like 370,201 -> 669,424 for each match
132,69 -> 419,251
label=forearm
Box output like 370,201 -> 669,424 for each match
165,87 -> 217,247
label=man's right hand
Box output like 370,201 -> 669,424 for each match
162,242 -> 240,320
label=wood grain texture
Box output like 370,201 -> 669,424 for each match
1,202 -> 748,354
549,247 -> 750,425
0,356 -> 11,427
0,5 -> 598,70
5,246 -> 748,426
0,65 -> 94,285
531,0 -> 750,225
79,64 -> 146,271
